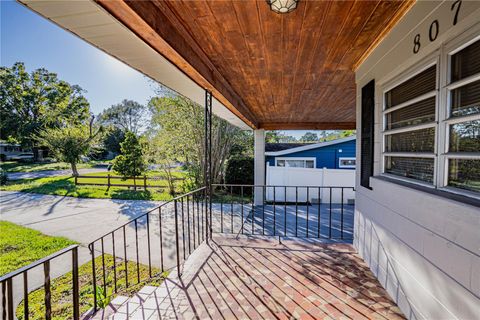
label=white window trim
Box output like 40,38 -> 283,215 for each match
275,157 -> 316,168
339,157 -> 356,168
379,24 -> 480,199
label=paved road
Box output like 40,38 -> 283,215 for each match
7,167 -> 108,180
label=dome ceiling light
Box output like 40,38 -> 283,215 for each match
267,0 -> 299,14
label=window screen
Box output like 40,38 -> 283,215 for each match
385,157 -> 434,183
447,38 -> 480,194
385,66 -> 436,109
384,65 -> 437,184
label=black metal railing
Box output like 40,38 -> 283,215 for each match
212,184 -> 355,240
0,245 -> 80,320
87,187 -> 208,313
2,183 -> 354,318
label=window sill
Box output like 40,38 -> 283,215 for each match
371,175 -> 480,208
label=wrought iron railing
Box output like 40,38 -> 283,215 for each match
2,183 -> 355,318
87,187 -> 208,313
211,184 -> 355,240
0,245 -> 80,320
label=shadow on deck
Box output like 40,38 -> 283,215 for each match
104,234 -> 404,320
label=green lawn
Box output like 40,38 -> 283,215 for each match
0,222 -> 167,319
0,176 -> 182,201
0,161 -> 103,173
16,254 -> 167,320
0,221 -> 77,276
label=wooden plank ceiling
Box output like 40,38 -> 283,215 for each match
97,0 -> 414,129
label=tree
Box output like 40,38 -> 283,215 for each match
265,131 -> 297,143
266,131 -> 281,143
147,133 -> 178,195
36,125 -> 98,176
322,130 -> 356,141
112,131 -> 147,177
97,99 -> 146,135
148,95 -> 244,187
300,132 -> 319,142
0,62 -> 90,159
102,126 -> 125,155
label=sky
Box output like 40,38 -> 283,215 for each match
0,0 -> 336,139
0,0 -> 158,115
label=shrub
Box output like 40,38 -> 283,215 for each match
225,156 -> 254,195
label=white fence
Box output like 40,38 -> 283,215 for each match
265,165 -> 355,204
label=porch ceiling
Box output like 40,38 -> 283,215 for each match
96,0 -> 414,130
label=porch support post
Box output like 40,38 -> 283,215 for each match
254,129 -> 265,206
204,89 -> 213,242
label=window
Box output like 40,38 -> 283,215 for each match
383,65 -> 437,185
381,33 -> 480,198
275,158 -> 316,168
339,157 -> 356,168
445,37 -> 480,194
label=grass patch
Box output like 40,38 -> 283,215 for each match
0,221 -> 77,276
0,161 -> 100,173
16,254 -> 168,320
0,176 -> 179,201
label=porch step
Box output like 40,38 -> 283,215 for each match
84,286 -> 159,320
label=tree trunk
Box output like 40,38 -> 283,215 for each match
32,142 -> 38,162
71,162 -> 79,177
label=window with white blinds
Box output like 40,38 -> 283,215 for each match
382,32 -> 480,198
383,65 -> 437,184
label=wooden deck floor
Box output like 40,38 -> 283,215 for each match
104,234 -> 404,320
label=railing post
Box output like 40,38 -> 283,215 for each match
174,199 -> 181,277
2,281 -> 6,320
6,278 -> 13,320
144,175 -> 147,190
159,207 -> 164,272
44,261 -> 51,320
72,247 -> 79,320
107,174 -> 110,188
23,273 -> 28,320
90,243 -> 97,312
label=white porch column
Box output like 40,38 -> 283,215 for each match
254,129 -> 265,206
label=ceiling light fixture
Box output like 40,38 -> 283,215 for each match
267,0 -> 299,14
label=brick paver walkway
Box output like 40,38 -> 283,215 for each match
105,235 -> 404,320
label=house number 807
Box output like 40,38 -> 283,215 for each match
413,0 -> 462,54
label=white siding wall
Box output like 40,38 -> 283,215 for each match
355,1 -> 480,319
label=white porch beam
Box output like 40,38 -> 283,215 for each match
254,129 -> 265,206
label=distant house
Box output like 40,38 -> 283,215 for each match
0,142 -> 34,162
265,136 -> 356,170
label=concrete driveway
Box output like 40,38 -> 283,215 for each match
0,191 -> 162,243
7,167 -> 108,180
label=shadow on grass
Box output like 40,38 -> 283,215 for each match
18,177 -> 75,196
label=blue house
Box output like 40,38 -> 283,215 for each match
265,136 -> 356,170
